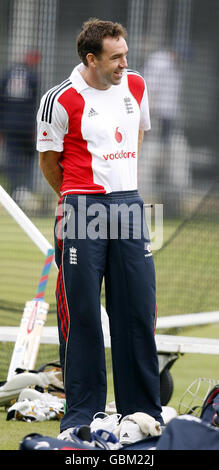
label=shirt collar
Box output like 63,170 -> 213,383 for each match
69,63 -> 90,92
69,63 -> 128,92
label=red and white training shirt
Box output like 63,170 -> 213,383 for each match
36,63 -> 151,195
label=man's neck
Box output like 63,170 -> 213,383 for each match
80,65 -> 110,90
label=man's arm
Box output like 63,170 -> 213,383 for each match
138,130 -> 144,157
39,151 -> 63,197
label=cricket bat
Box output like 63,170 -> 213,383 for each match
7,248 -> 55,381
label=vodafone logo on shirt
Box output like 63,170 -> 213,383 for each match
115,126 -> 125,144
39,130 -> 53,142
102,126 -> 136,161
103,150 -> 136,161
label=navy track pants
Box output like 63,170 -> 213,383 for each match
54,190 -> 162,431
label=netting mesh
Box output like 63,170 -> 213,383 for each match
154,179 -> 219,316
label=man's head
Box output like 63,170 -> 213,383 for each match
77,18 -> 128,88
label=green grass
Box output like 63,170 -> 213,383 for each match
0,204 -> 219,449
154,218 -> 219,316
0,410 -> 60,450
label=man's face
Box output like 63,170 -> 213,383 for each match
94,36 -> 128,88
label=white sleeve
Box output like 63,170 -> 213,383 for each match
139,84 -> 151,132
36,92 -> 68,152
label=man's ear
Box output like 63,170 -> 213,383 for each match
86,53 -> 98,68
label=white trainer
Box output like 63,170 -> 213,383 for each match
57,427 -> 75,440
161,406 -> 177,424
90,412 -> 121,433
119,420 -> 144,445
116,412 -> 162,445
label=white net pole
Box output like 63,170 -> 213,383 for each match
0,185 -> 56,265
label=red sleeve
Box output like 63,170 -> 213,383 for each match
127,73 -> 145,108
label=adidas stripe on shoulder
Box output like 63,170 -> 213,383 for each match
41,78 -> 72,124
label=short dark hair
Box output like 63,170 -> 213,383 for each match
77,18 -> 127,66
